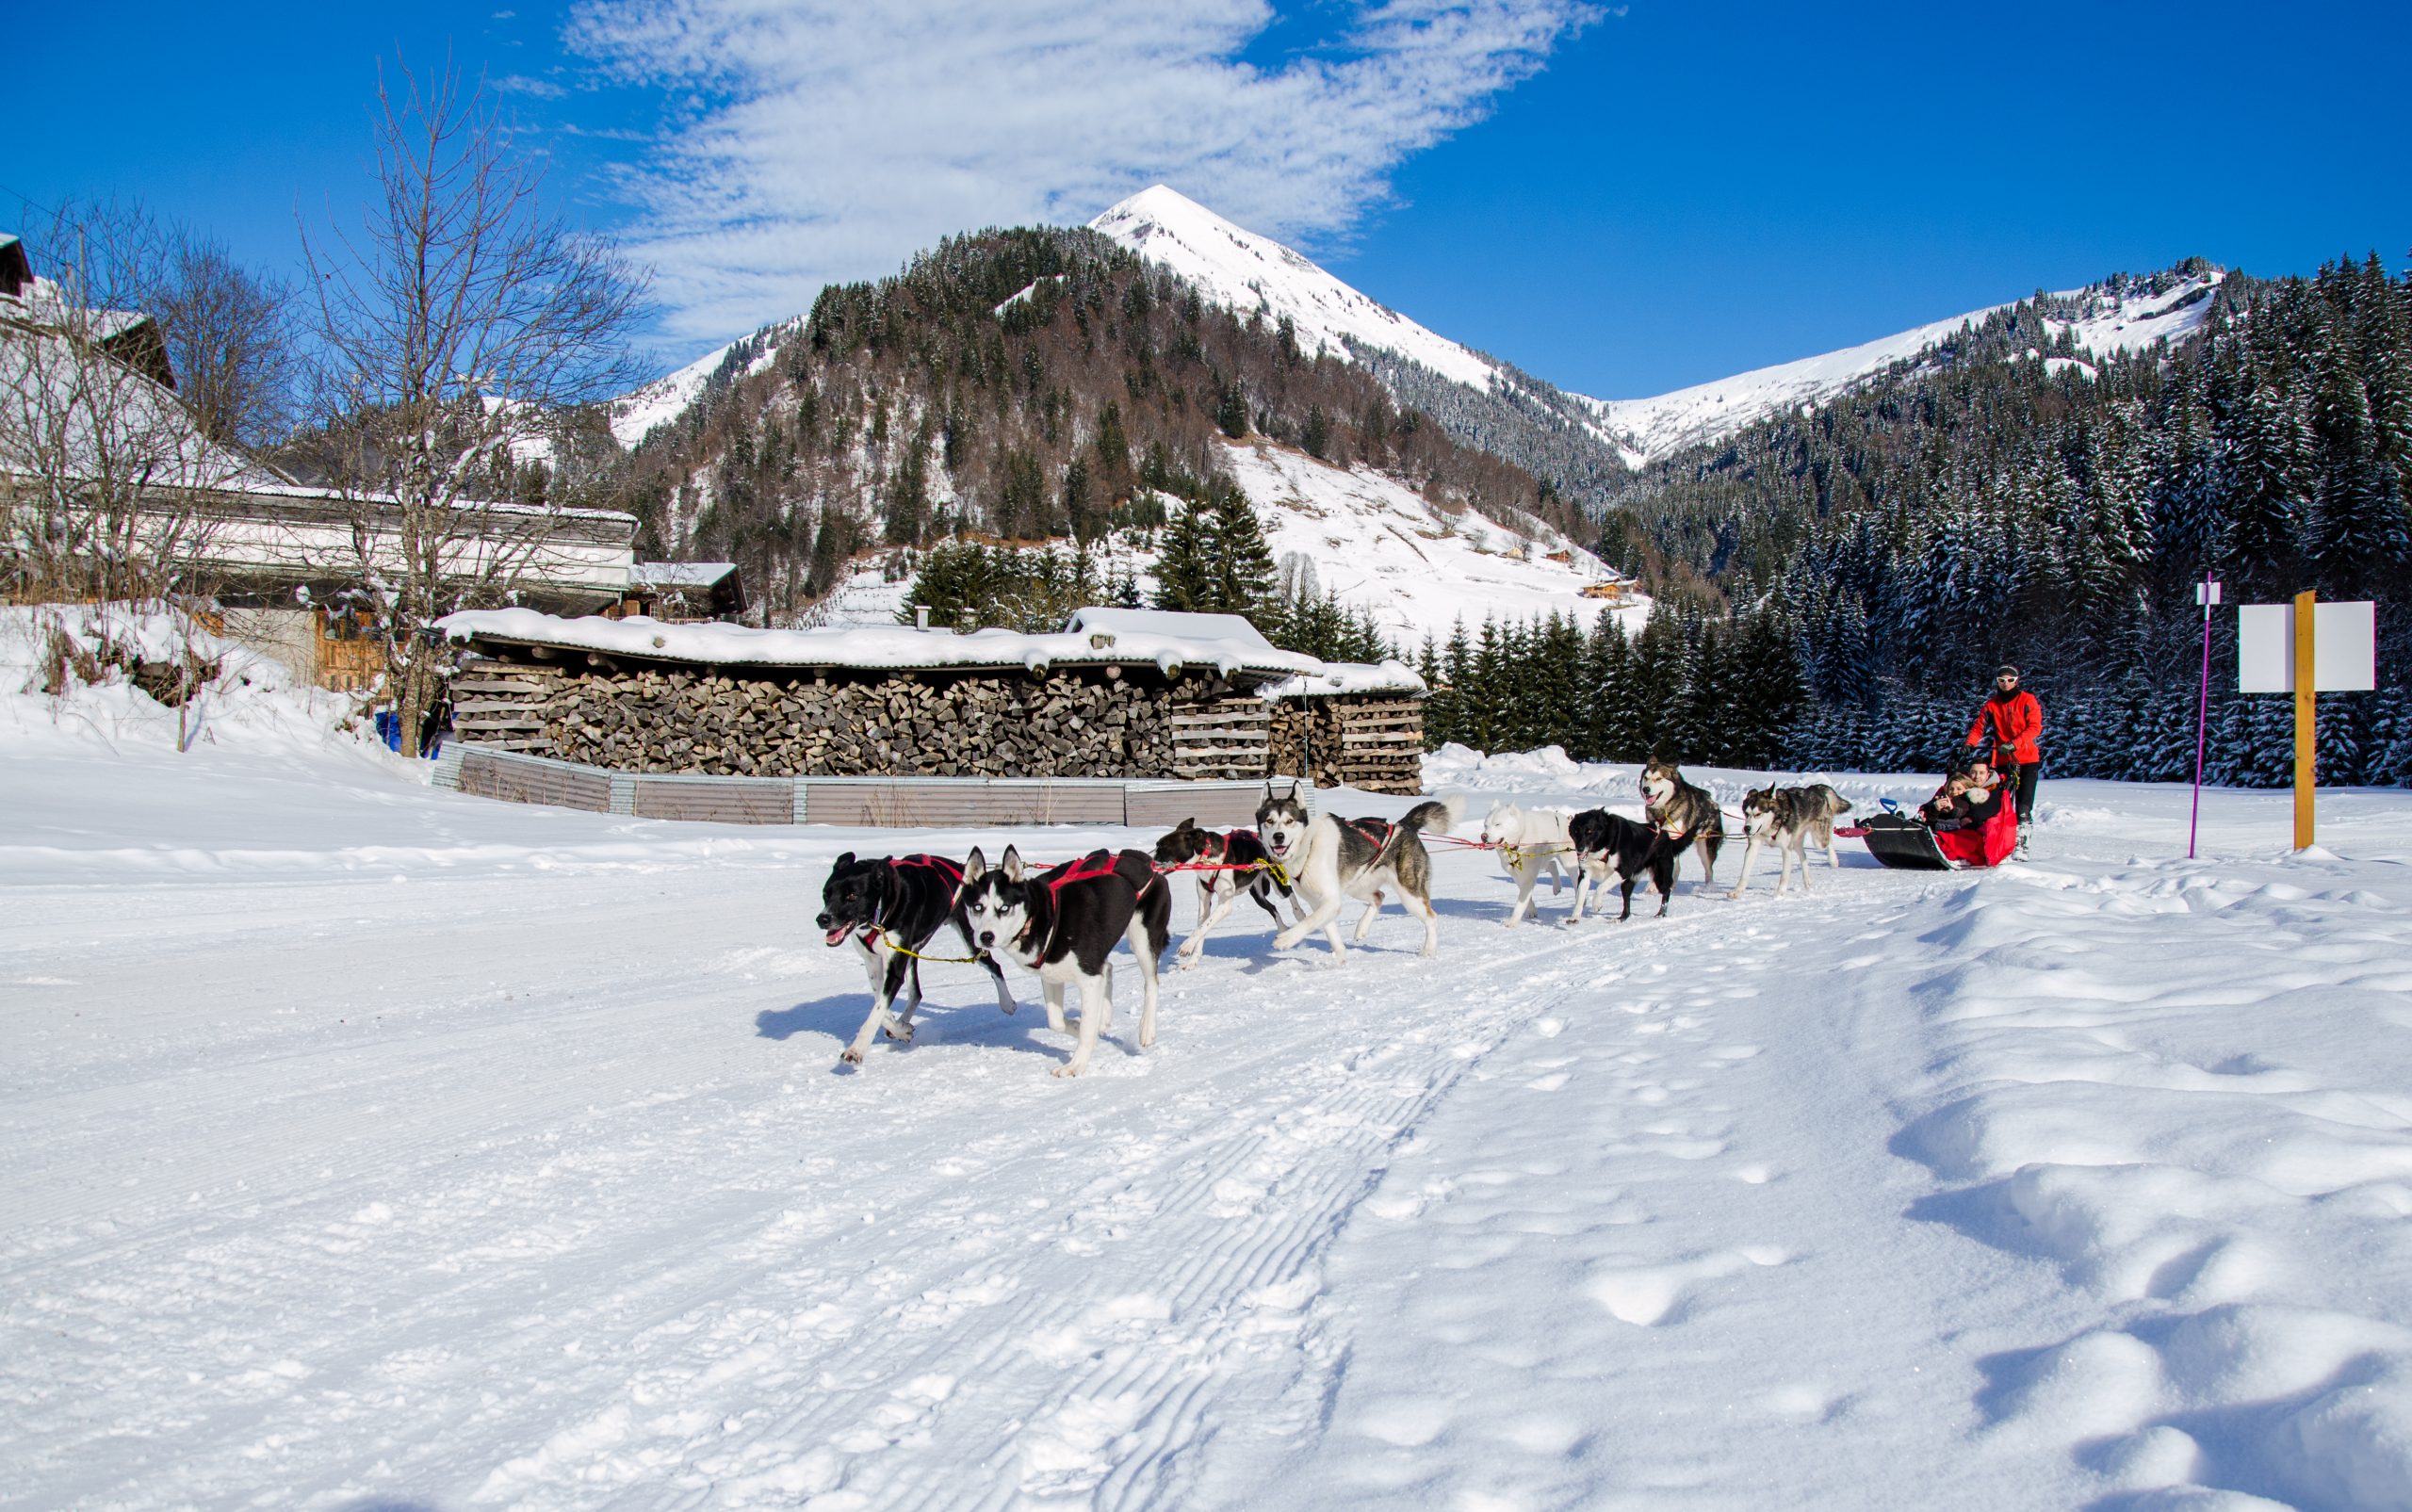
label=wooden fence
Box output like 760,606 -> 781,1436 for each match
435,742 -> 1299,829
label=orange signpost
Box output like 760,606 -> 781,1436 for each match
2293,591 -> 2316,850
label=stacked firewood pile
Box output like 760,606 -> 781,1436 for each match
446,649 -> 1270,779
1267,696 -> 1426,795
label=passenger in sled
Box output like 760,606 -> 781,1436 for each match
1860,756 -> 2021,870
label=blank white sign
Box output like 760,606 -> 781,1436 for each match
2238,601 -> 2378,692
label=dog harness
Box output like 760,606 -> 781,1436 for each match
855,854 -> 984,963
1166,830 -> 1289,890
1009,851 -> 1160,959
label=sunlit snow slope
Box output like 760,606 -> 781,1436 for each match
1091,186 -> 1509,395
1218,439 -> 1639,641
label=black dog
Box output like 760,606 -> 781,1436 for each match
817,852 -> 1015,1066
1151,818 -> 1301,968
960,846 -> 1173,1078
1566,810 -> 1683,922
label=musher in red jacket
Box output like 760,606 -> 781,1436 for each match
1967,665 -> 2041,857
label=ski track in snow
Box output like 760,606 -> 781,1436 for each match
7,727 -> 2412,1508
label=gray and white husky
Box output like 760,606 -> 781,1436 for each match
959,845 -> 1172,1078
1641,757 -> 1726,892
1479,801 -> 1576,927
1256,781 -> 1465,960
1725,784 -> 1852,899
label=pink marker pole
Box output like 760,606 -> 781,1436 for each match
2189,572 -> 2220,859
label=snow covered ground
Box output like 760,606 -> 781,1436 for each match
8,659 -> 2412,1508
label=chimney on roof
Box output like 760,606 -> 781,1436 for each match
914,606 -> 930,632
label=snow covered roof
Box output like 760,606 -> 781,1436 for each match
439,607 -> 1328,680
1,301 -> 288,493
1061,606 -> 1278,654
630,561 -> 739,589
1258,658 -> 1427,699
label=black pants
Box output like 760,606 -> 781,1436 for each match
2010,760 -> 2040,823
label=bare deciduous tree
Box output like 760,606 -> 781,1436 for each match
3,200 -> 305,747
2,200 -> 291,606
302,58 -> 648,756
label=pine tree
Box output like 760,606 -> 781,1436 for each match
1151,500 -> 1214,611
1206,480 -> 1279,629
1214,378 -> 1249,440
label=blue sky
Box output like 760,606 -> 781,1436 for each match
10,2 -> 2408,399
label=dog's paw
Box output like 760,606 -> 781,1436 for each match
1724,888 -> 1744,902
839,1047 -> 865,1065
1051,1062 -> 1084,1079
882,1021 -> 916,1043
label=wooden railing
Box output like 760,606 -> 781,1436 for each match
433,742 -> 1306,829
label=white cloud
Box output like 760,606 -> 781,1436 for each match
569,0 -> 1595,347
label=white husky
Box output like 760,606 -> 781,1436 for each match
1479,802 -> 1577,927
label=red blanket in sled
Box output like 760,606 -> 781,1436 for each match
1933,801 -> 2019,868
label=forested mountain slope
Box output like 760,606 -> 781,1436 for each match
611,225 -> 1603,636
1601,254 -> 2412,786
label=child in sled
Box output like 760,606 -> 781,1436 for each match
1915,756 -> 2018,867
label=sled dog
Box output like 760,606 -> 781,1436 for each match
1479,801 -> 1577,928
1566,809 -> 1684,921
1255,781 -> 1464,960
1640,758 -> 1726,891
959,846 -> 1172,1078
1726,784 -> 1853,899
817,852 -> 1016,1065
1151,818 -> 1304,967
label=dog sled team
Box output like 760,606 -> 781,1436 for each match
814,666 -> 2043,1077
810,758 -> 1965,1080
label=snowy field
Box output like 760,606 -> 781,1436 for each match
8,650 -> 2412,1509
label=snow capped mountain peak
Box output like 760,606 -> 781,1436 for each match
1591,268 -> 2226,464
1090,187 -> 1506,394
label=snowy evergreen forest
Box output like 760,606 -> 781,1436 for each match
1492,255 -> 2412,787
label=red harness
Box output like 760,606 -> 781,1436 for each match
1040,850 -> 1125,892
1013,851 -> 1156,956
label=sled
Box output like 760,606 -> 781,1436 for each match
1858,804 -> 2018,870
1858,813 -> 1955,870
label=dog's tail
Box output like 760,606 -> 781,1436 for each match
1398,793 -> 1466,836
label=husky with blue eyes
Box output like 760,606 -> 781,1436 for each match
959,845 -> 1172,1079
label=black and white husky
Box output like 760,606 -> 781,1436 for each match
1151,818 -> 1303,967
1255,781 -> 1464,959
1567,809 -> 1684,921
1726,784 -> 1853,899
1640,757 -> 1726,892
960,846 -> 1173,1078
817,852 -> 1016,1066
